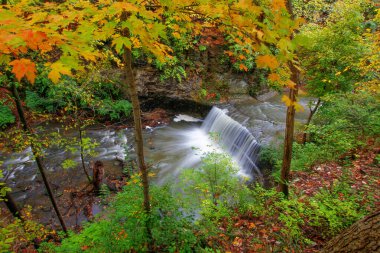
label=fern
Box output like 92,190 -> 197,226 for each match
0,103 -> 15,128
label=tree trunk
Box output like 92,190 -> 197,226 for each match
301,98 -> 321,144
119,10 -> 152,250
2,189 -> 23,220
92,161 -> 104,193
11,83 -> 68,233
279,80 -> 298,197
122,47 -> 153,245
321,210 -> 380,253
79,127 -> 92,183
279,0 -> 299,198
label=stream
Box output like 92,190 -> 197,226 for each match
0,94 -> 312,228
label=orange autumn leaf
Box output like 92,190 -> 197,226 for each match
248,222 -> 256,229
9,58 -> 37,83
224,50 -> 234,57
272,0 -> 286,10
268,73 -> 281,82
239,63 -> 248,72
286,79 -> 296,89
234,37 -> 243,45
238,54 -> 246,60
21,30 -> 51,52
81,245 -> 90,251
256,55 -> 279,70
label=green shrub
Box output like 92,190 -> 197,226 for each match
45,177 -> 201,252
154,56 -> 187,82
0,102 -> 15,128
290,92 -> 379,171
97,99 -> 132,120
314,92 -> 380,139
308,179 -> 368,237
25,91 -> 66,113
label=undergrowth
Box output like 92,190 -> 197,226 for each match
39,151 -> 372,253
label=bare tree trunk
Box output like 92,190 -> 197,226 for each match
2,188 -> 23,220
11,83 -> 68,233
321,210 -> 380,253
301,98 -> 321,144
79,127 -> 92,183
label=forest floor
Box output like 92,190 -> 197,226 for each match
210,143 -> 379,252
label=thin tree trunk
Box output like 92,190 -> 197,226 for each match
279,78 -> 298,197
11,83 -> 68,233
79,127 -> 92,183
279,0 -> 299,198
2,188 -> 23,220
301,98 -> 321,144
321,210 -> 380,253
119,11 -> 152,249
122,47 -> 153,248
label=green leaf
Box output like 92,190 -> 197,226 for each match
112,36 -> 132,54
62,159 -> 78,170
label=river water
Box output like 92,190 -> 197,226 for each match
0,94 -> 312,227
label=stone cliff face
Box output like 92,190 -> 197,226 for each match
99,65 -> 272,115
135,67 -> 270,101
135,67 -> 202,102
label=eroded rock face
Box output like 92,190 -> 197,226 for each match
100,66 -> 271,114
135,67 -> 202,101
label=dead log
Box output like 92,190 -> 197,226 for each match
92,161 -> 104,193
321,210 -> 380,253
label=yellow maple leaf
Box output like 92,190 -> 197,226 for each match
48,62 -> 72,84
172,32 -> 181,39
294,102 -> 305,112
281,95 -> 293,107
130,37 -> 141,48
81,51 -> 99,62
256,30 -> 264,40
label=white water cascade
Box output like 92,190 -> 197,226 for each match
201,107 -> 261,178
150,106 -> 262,182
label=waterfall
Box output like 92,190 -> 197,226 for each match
201,107 -> 261,178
